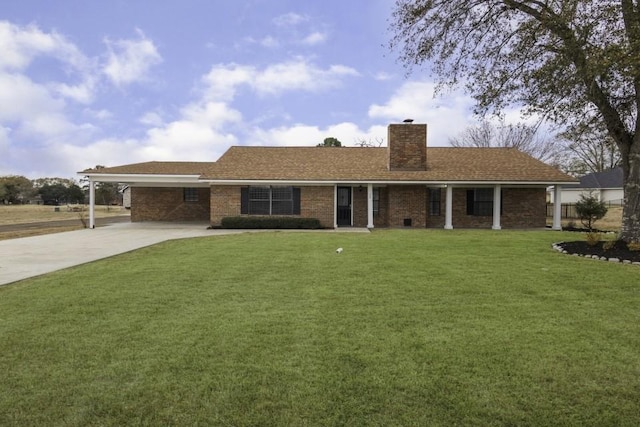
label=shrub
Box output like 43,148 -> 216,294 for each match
628,241 -> 640,252
221,216 -> 322,229
586,231 -> 601,246
575,194 -> 608,231
603,240 -> 616,251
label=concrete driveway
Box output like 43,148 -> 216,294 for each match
0,222 -> 240,286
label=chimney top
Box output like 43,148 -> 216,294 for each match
403,118 -> 414,123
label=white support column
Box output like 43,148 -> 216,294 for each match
367,184 -> 374,229
492,184 -> 502,230
552,184 -> 562,230
333,185 -> 338,229
89,179 -> 96,229
444,185 -> 453,230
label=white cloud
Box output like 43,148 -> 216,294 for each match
0,21 -> 88,72
103,29 -> 162,87
243,35 -> 279,48
247,122 -> 385,148
203,58 -> 359,102
203,63 -> 255,101
300,31 -> 327,45
368,81 -> 477,145
273,13 -> 309,27
139,111 -> 164,127
373,71 -> 394,81
255,60 -> 359,95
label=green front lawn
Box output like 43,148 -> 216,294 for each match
1,230 -> 638,426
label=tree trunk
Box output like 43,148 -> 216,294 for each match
620,137 -> 640,242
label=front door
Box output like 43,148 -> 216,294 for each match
337,186 -> 352,226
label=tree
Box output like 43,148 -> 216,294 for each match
317,137 -> 342,147
66,184 -> 85,204
38,183 -> 85,205
575,194 -> 608,231
390,0 -> 640,242
354,137 -> 385,147
95,182 -> 120,206
0,176 -> 34,204
449,119 -> 561,165
557,122 -> 621,175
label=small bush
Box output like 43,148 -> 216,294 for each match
628,241 -> 640,252
603,240 -> 616,251
221,216 -> 322,229
586,232 -> 602,246
575,194 -> 608,231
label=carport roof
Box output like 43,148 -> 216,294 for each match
81,161 -> 214,176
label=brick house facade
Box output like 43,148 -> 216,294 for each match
81,122 -> 575,230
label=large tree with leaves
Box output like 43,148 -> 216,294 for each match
390,0 -> 640,242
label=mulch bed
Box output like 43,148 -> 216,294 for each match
556,240 -> 640,263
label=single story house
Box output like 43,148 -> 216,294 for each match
548,167 -> 623,204
81,123 -> 576,230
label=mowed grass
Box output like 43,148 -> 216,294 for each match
1,230 -> 639,426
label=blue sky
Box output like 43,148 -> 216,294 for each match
1,0 -> 489,179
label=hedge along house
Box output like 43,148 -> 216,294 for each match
81,123 -> 576,230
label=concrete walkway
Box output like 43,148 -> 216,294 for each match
0,222 -> 233,286
0,222 -> 370,286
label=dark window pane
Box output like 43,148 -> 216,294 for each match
271,186 -> 292,201
184,188 -> 198,202
249,200 -> 270,215
271,200 -> 293,215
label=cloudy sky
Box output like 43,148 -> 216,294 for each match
1,0 -> 486,180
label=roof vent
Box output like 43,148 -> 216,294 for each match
403,118 -> 414,123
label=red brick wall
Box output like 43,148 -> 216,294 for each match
300,186 -> 334,228
131,187 -> 210,222
210,185 -> 242,225
352,187 -> 368,227
209,185 -> 335,228
447,187 -> 546,229
208,184 -> 546,229
501,188 -> 546,228
388,124 -> 427,171
387,185 -> 427,227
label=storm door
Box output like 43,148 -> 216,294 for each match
336,186 -> 352,226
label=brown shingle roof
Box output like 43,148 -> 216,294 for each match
82,161 -> 214,176
200,146 -> 575,183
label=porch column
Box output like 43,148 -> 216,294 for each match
89,179 -> 96,229
333,185 -> 338,229
367,184 -> 374,229
492,184 -> 502,230
552,184 -> 562,230
444,185 -> 453,230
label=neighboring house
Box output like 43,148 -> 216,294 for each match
81,123 -> 576,230
548,167 -> 623,204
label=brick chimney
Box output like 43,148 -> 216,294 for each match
388,122 -> 427,171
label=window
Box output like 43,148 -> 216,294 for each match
184,188 -> 199,202
373,188 -> 380,217
467,188 -> 493,216
241,186 -> 300,215
429,188 -> 441,216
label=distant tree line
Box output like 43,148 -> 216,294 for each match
0,174 -> 121,206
